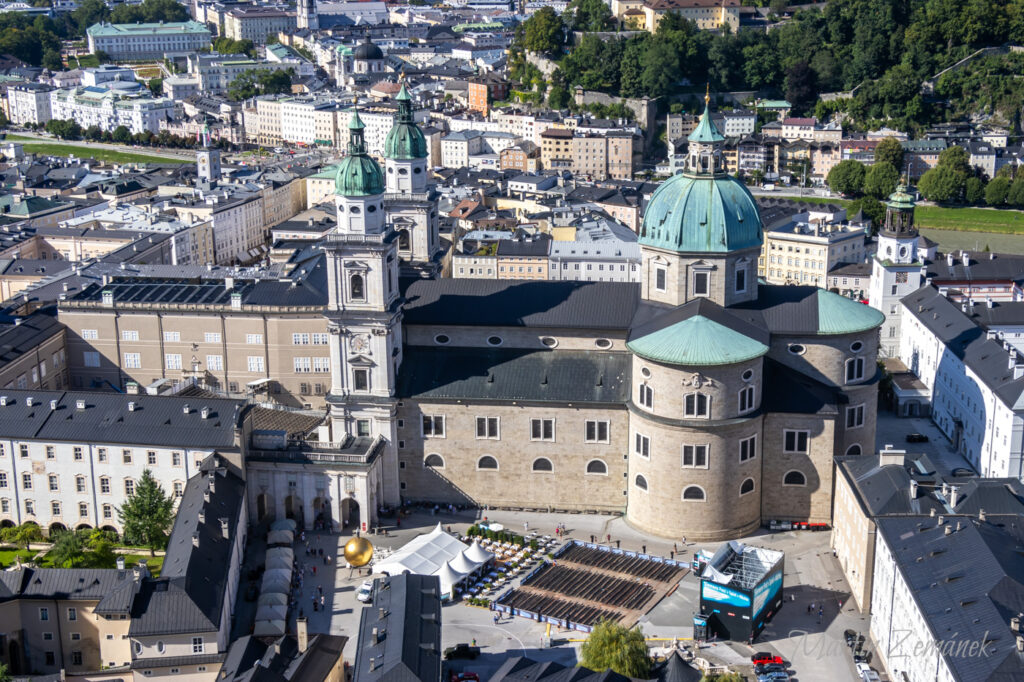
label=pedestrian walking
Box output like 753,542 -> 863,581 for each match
642,544 -> 646,554
607,534 -> 611,543
524,521 -> 529,532
320,595 -> 325,608
494,613 -> 499,625
590,535 -> 595,543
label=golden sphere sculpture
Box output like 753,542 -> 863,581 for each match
344,536 -> 374,568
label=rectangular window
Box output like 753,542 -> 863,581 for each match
46,446 -> 54,459
206,355 -> 223,371
655,267 -> 667,291
204,332 -> 221,343
22,473 -> 31,489
292,333 -> 310,345
846,357 -> 865,383
353,368 -> 369,391
81,329 -> 97,340
25,500 -> 33,515
476,416 -> 499,439
97,448 -> 106,462
846,404 -> 865,429
739,386 -> 755,413
172,452 -> 181,466
585,420 -> 609,443
76,476 -> 86,492
0,472 -> 5,488
246,334 -> 263,345
122,330 -> 139,341
39,607 -> 49,621
357,419 -> 371,437
71,651 -> 82,666
635,433 -> 650,458
531,418 -> 554,441
48,474 -> 58,491
735,267 -> 746,293
739,435 -> 756,462
68,607 -> 77,621
312,333 -> 329,345
163,331 -> 180,343
122,449 -> 132,464
693,271 -> 709,296
247,356 -> 265,372
638,384 -> 653,408
294,357 -> 312,373
79,502 -> 88,517
684,393 -> 709,418
422,415 -> 445,437
165,354 -> 182,370
100,478 -> 110,494
147,451 -> 157,465
784,429 -> 810,454
313,357 -> 330,373
173,481 -> 183,497
682,444 -> 709,468
192,637 -> 204,654
83,351 -> 100,368
124,352 -> 141,369
19,444 -> 27,458
124,479 -> 134,496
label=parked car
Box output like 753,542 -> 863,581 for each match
444,643 -> 481,660
906,433 -> 929,443
757,673 -> 789,682
751,653 -> 783,666
756,663 -> 788,675
451,674 -> 480,682
356,581 -> 373,603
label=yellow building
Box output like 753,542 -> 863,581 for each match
641,0 -> 741,32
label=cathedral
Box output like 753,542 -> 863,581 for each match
316,94 -> 886,542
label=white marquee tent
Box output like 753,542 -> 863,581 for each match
372,523 -> 494,598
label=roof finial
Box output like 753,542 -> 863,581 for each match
705,83 -> 710,106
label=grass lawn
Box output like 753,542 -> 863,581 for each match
913,205 -> 1024,233
67,54 -> 100,68
0,546 -> 163,575
0,548 -> 38,568
6,138 -> 191,165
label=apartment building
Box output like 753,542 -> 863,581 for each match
759,212 -> 867,286
171,192 -> 265,265
86,21 -> 212,61
8,83 -> 54,126
499,142 -> 540,173
49,88 -> 174,135
0,313 -> 68,393
222,6 -> 296,44
495,234 -> 551,280
539,128 -> 573,172
58,266 -> 333,408
194,55 -> 294,94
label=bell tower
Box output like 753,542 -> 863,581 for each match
869,183 -> 922,358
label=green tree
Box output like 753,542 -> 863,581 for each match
41,48 -> 62,71
4,522 -> 42,550
578,620 -> 651,678
985,175 -> 1011,206
826,159 -> 866,196
918,165 -> 964,203
1007,175 -> 1024,207
566,0 -> 611,32
784,61 -> 817,115
641,40 -> 679,99
117,469 -> 175,556
520,7 -> 563,55
964,176 -> 985,205
258,69 -> 292,95
862,161 -> 899,199
848,195 -> 885,229
47,530 -> 85,568
111,125 -> 131,144
148,77 -> 162,96
874,137 -> 904,171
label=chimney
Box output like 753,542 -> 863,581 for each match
182,404 -> 190,415
949,485 -> 960,507
378,607 -> 386,620
962,252 -> 970,266
219,517 -> 229,538
128,401 -> 136,412
945,525 -> 953,536
946,252 -> 955,266
1011,350 -> 1018,370
987,297 -> 994,308
879,445 -> 906,467
203,490 -> 210,503
208,473 -> 216,494
938,515 -> 945,526
371,627 -> 379,645
930,508 -> 937,517
1017,634 -> 1024,653
910,480 -> 919,499
24,397 -> 32,407
76,399 -> 86,410
980,508 -> 987,522
297,617 -> 309,653
201,406 -> 210,419
49,399 -> 57,410
0,396 -> 7,406
198,509 -> 204,524
116,556 -> 125,570
192,532 -> 200,548
1012,615 -> 1021,633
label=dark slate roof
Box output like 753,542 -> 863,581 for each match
222,633 -> 347,682
488,656 -> 635,681
926,251 -> 1024,285
731,284 -> 874,336
902,287 -> 1024,408
352,574 -> 442,682
874,516 -> 1024,681
132,653 -> 227,670
398,347 -> 630,405
130,456 -> 246,636
656,651 -> 703,682
495,234 -> 551,257
400,279 -> 639,330
961,300 -> 1024,329
763,357 -> 840,415
0,390 -> 244,448
835,453 -> 948,518
952,479 -> 1024,517
629,297 -> 770,346
0,567 -> 138,603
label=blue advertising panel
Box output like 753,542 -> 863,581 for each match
753,569 -> 783,618
701,580 -> 751,608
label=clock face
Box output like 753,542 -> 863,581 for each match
350,336 -> 368,354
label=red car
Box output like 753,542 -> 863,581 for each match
451,674 -> 479,682
751,653 -> 784,666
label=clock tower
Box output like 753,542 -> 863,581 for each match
323,110 -> 403,508
869,184 -> 922,358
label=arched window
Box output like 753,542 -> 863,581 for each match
846,443 -> 862,456
398,229 -> 410,251
532,458 -> 553,472
740,478 -> 755,496
477,455 -> 498,470
424,454 -> 444,468
635,474 -> 648,491
586,459 -> 607,475
682,485 -> 706,501
845,357 -> 865,383
784,471 -> 807,486
350,274 -> 365,301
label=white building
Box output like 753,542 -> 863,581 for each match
193,55 -> 294,94
7,83 -> 54,126
716,109 -> 756,137
0,391 -> 241,534
900,286 -> 1024,479
869,186 -> 923,358
86,21 -> 212,61
49,88 -> 175,135
171,192 -> 266,265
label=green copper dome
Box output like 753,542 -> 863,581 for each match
640,101 -> 761,253
336,110 -> 384,197
886,184 -> 915,211
627,315 -> 768,366
816,289 -> 885,334
640,174 -> 762,253
384,84 -> 428,160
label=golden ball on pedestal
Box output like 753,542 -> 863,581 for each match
344,536 -> 374,567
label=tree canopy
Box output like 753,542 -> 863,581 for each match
47,530 -> 86,568
117,469 -> 175,556
826,159 -> 866,196
517,7 -> 563,55
227,68 -> 293,101
874,137 -> 904,171
863,161 -> 900,199
579,620 -> 651,678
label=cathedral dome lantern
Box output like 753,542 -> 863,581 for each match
336,110 -> 385,198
